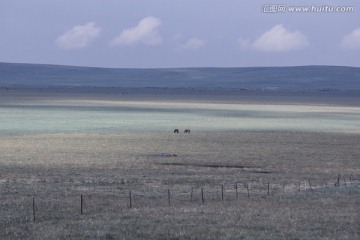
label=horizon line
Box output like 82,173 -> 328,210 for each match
1,61 -> 359,70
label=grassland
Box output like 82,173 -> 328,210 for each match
0,88 -> 359,239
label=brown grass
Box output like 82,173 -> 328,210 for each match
0,131 -> 360,239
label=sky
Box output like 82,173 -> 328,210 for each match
0,0 -> 359,68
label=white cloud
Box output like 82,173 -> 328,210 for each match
180,38 -> 207,50
240,24 -> 308,52
110,16 -> 162,46
341,28 -> 360,50
56,22 -> 101,50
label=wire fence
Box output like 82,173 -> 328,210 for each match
0,174 -> 359,223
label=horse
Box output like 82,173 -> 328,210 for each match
174,129 -> 179,133
184,129 -> 191,134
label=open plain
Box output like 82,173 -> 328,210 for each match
0,87 -> 359,239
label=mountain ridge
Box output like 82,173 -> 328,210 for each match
1,62 -> 359,91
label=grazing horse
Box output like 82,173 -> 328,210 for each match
184,129 -> 191,134
174,129 -> 179,133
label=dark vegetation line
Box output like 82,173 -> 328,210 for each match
159,162 -> 272,173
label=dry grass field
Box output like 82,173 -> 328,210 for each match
0,89 -> 359,239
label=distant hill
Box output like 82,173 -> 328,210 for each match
0,62 -> 359,91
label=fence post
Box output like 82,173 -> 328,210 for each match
33,198 -> 36,222
282,183 -> 285,194
307,179 -> 313,190
221,185 -> 224,201
246,184 -> 250,199
235,183 -> 238,199
81,194 -> 83,215
129,189 -> 132,208
201,188 -> 204,204
267,182 -> 270,196
168,189 -> 171,206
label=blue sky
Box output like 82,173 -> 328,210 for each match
1,0 -> 359,68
